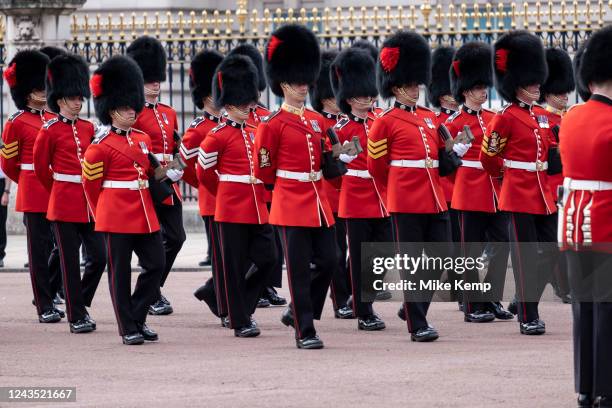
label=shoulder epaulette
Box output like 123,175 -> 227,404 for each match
43,118 -> 59,129
447,110 -> 461,123
261,110 -> 280,123
189,116 -> 205,129
8,110 -> 24,122
566,102 -> 585,113
92,125 -> 110,144
157,102 -> 173,110
131,128 -> 145,135
379,107 -> 393,117
482,107 -> 497,114
211,122 -> 227,133
334,117 -> 350,130
499,104 -> 512,114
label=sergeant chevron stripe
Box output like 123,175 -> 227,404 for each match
198,148 -> 218,169
368,138 -> 387,159
0,141 -> 19,159
82,159 -> 104,180
180,144 -> 199,160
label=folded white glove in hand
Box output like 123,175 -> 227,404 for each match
166,168 -> 184,182
452,142 -> 472,157
339,140 -> 358,163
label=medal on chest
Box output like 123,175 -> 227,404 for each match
424,117 -> 435,129
161,112 -> 169,125
536,115 -> 549,129
310,119 -> 321,133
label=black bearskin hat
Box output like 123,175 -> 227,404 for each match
90,56 -> 144,125
126,36 -> 167,83
427,46 -> 455,107
493,30 -> 548,102
331,48 -> 379,115
39,46 -> 68,61
228,44 -> 266,92
212,54 -> 259,108
580,25 -> 612,88
351,40 -> 379,63
573,41 -> 591,102
377,30 -> 431,99
3,50 -> 50,110
46,53 -> 91,114
540,48 -> 575,100
450,42 -> 493,104
309,50 -> 338,113
189,50 -> 224,110
264,24 -> 320,97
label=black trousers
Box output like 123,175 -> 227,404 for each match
0,179 -> 6,260
566,251 -> 612,396
24,213 -> 54,315
508,212 -> 557,323
217,222 -> 277,328
459,211 -> 510,314
203,215 -> 212,261
391,212 -> 451,333
197,216 -> 227,318
280,225 -> 337,339
329,214 -> 351,310
446,207 -> 463,301
155,196 -> 187,293
52,222 -> 106,322
264,202 -> 283,288
345,217 -> 392,318
106,232 -> 165,336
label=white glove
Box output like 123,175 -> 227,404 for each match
339,140 -> 358,163
166,168 -> 184,182
452,142 -> 471,157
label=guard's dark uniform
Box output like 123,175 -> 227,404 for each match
1,50 -> 59,322
128,37 -> 186,313
480,31 -> 557,335
558,26 -> 612,405
84,56 -> 164,344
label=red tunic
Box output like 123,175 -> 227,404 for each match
247,104 -> 273,204
559,95 -> 612,250
447,107 -> 501,213
179,113 -> 222,216
436,108 -> 457,203
197,120 -> 268,224
254,107 -> 334,227
335,114 -> 388,219
82,127 -> 160,234
1,109 -> 55,213
480,103 -> 556,215
320,111 -> 343,213
132,102 -> 181,205
533,104 -> 563,201
367,103 -> 447,214
33,115 -> 95,223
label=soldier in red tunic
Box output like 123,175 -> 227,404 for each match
128,36 -> 186,316
428,46 -> 464,305
309,49 -> 353,319
33,53 -> 106,333
368,31 -> 462,342
83,56 -> 164,345
227,44 -> 286,308
331,46 -> 389,331
254,25 -> 338,349
1,50 -> 62,323
181,50 -> 229,322
559,26 -> 612,408
447,42 -> 513,322
480,31 -> 557,336
197,54 -> 277,338
534,47 -> 576,304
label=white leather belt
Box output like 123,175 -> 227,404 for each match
503,159 -> 548,172
102,180 -> 149,190
154,153 -> 173,162
345,169 -> 372,178
390,159 -> 439,169
276,169 -> 322,182
218,174 -> 262,184
460,160 -> 484,170
20,163 -> 34,170
53,173 -> 82,183
565,177 -> 612,191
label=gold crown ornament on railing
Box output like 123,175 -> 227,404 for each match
66,0 -> 612,43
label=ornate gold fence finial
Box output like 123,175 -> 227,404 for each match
237,0 -> 248,35
421,0 -> 433,32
